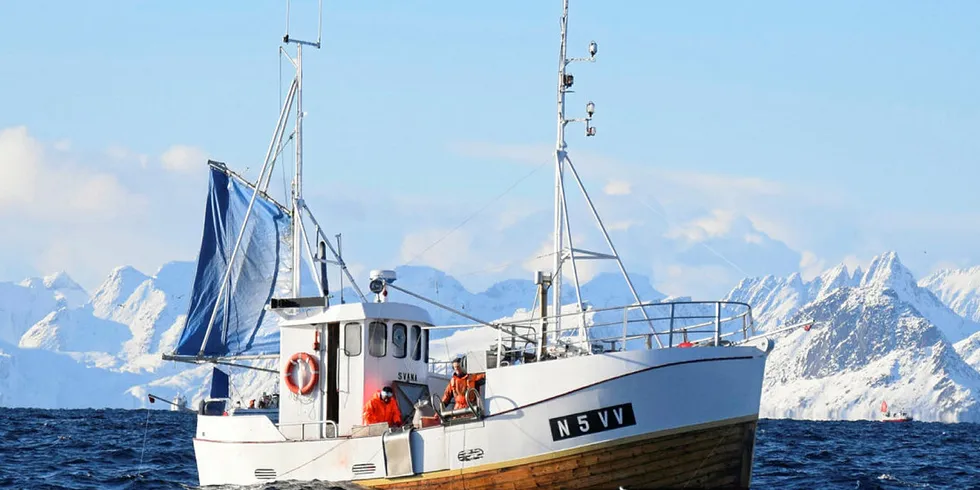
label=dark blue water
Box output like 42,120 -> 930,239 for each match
1,409 -> 977,489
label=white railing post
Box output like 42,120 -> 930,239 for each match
496,329 -> 503,368
668,303 -> 675,348
623,306 -> 631,351
622,306 -> 629,351
714,302 -> 722,346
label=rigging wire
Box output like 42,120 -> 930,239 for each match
400,159 -> 551,267
633,195 -> 755,285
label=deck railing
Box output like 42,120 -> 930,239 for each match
276,419 -> 338,440
427,300 -> 754,369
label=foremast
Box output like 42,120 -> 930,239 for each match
164,1 -> 367,371
545,0 -> 662,353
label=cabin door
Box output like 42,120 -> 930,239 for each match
326,322 -> 340,423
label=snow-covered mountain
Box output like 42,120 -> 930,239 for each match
725,265 -> 862,331
14,262 -> 195,372
737,251 -> 980,421
0,338 -> 144,408
19,272 -> 88,309
761,285 -> 980,421
6,250 -> 980,423
921,266 -> 980,324
0,272 -> 87,346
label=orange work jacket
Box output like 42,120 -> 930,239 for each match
362,392 -> 403,428
442,372 -> 486,410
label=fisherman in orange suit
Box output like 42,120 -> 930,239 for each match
362,386 -> 403,428
442,358 -> 487,410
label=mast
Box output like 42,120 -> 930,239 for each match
551,0 -> 596,340
551,0 -> 569,342
284,2 -> 319,297
292,43 -> 303,296
548,0 -> 664,350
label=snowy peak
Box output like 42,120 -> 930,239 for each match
91,266 -> 151,318
18,271 -> 88,309
955,331 -> 980,372
921,266 -> 980,323
860,251 -> 916,291
850,266 -> 864,284
790,287 -> 942,377
18,307 -> 129,359
724,252 -> 978,342
0,281 -> 60,345
812,263 -> 856,300
725,274 -> 808,330
151,261 -> 196,292
761,283 -> 980,421
850,252 -> 978,343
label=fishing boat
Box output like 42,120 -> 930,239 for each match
879,400 -> 912,423
163,1 -> 781,488
171,393 -> 187,412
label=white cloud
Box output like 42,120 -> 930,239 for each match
70,173 -> 141,215
399,229 -> 474,272
521,235 -> 603,285
666,209 -> 739,243
106,144 -> 149,168
0,126 -> 41,209
0,126 -> 212,290
160,145 -> 207,173
0,127 -> 145,221
523,238 -> 556,277
656,264 -> 740,300
603,180 -> 632,196
607,220 -> 640,232
799,250 -> 827,281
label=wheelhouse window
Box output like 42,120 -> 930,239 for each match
369,321 -> 387,357
344,322 -> 361,356
423,328 -> 430,364
392,323 -> 407,359
411,325 -> 422,361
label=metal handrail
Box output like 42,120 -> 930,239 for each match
427,301 -> 755,368
498,300 -> 753,356
276,419 -> 338,440
421,300 -> 752,331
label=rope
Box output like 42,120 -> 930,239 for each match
136,407 -> 152,478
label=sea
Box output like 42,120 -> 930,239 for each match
1,409 -> 978,489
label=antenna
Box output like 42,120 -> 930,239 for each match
283,0 -> 323,48
547,0 -> 663,350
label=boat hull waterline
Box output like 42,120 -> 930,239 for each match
193,346 -> 767,488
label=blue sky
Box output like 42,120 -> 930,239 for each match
2,1 -> 979,299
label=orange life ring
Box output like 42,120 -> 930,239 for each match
283,352 -> 319,395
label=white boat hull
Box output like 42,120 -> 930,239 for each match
193,345 -> 767,488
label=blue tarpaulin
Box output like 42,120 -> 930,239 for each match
173,167 -> 290,357
209,367 -> 230,399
